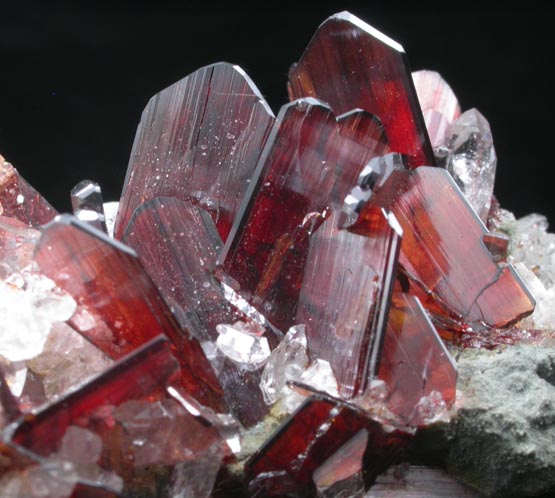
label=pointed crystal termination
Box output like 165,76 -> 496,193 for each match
377,292 -> 457,426
0,363 -> 21,423
114,62 -> 275,241
220,98 -> 390,332
245,394 -> 409,497
122,197 -> 271,426
0,154 -> 57,226
34,215 -> 224,410
436,109 -> 497,223
288,11 -> 434,168
71,180 -> 108,233
296,207 -> 401,399
8,335 -> 178,456
412,70 -> 461,148
351,154 -> 535,331
312,429 -> 368,498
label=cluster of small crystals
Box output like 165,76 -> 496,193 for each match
0,11 -> 544,498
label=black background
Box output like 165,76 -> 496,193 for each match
1,2 -> 553,224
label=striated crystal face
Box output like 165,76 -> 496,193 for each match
0,156 -> 57,227
289,12 -> 434,168
436,108 -> 497,222
297,207 -> 401,398
220,98 -> 390,331
114,62 -> 275,242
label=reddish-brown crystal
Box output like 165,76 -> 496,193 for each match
245,394 -> 409,496
123,197 -> 271,426
288,12 -> 434,168
34,215 -> 224,410
8,336 -> 178,456
221,98 -> 390,331
114,62 -> 275,241
296,207 -> 401,398
353,159 -> 535,330
0,155 -> 57,226
378,292 -> 457,425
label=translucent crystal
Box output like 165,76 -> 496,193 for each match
215,321 -> 271,371
0,273 -> 76,362
0,216 -> 40,280
260,325 -> 309,406
57,426 -> 103,464
436,109 -> 497,222
70,180 -> 107,233
513,263 -> 555,330
102,201 -> 119,238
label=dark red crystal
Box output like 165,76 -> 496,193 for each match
8,336 -> 178,456
34,215 -> 224,410
245,394 -> 409,496
288,12 -> 434,168
220,98 -> 390,331
114,62 -> 275,241
352,156 -> 535,331
0,155 -> 57,226
378,292 -> 457,425
296,206 -> 401,398
122,197 -> 272,426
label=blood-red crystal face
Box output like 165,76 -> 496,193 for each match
289,12 -> 434,168
114,62 -> 275,241
297,207 -> 401,398
220,98 -> 389,331
0,156 -> 57,226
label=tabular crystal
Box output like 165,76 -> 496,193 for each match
289,12 -> 434,168
34,216 -> 224,410
0,155 -> 57,226
220,98 -> 390,331
436,109 -> 497,222
296,207 -> 401,398
114,62 -> 275,241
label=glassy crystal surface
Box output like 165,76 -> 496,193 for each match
246,394 -> 409,496
296,207 -> 401,398
352,155 -> 535,331
115,62 -> 275,241
436,109 -> 497,222
8,335 -> 178,456
102,202 -> 119,238
0,216 -> 40,279
412,70 -> 461,148
122,197 -> 271,425
0,155 -> 57,227
367,465 -> 480,497
0,364 -> 21,424
288,12 -> 434,168
312,429 -> 367,498
221,98 -> 390,331
376,292 -> 457,426
34,215 -> 223,409
71,180 -> 107,233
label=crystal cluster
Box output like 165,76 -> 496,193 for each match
0,11 -> 544,498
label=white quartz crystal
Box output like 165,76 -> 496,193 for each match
102,201 -> 119,238
215,321 -> 271,371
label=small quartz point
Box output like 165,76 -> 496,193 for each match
246,394 -> 409,497
0,155 -> 57,226
412,70 -> 461,148
114,62 -> 275,241
349,153 -> 535,332
260,325 -> 309,406
122,197 -> 274,426
367,465 -> 480,498
436,109 -> 497,223
296,207 -> 401,398
167,443 -> 222,498
312,429 -> 368,498
70,180 -> 108,233
289,12 -> 434,168
374,292 -> 457,426
34,215 -> 224,410
220,98 -> 390,332
102,202 -> 119,238
8,335 -> 179,456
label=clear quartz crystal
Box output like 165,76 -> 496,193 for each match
436,108 -> 496,222
260,325 -> 309,405
215,321 -> 271,371
102,201 -> 119,238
